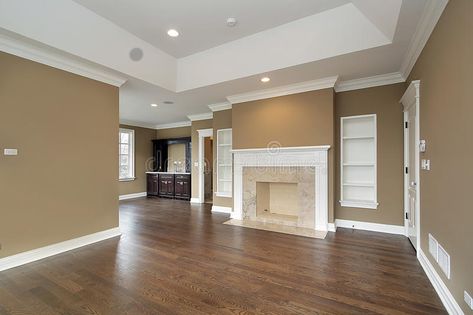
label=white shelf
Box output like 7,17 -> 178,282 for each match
340,114 -> 377,209
218,143 -> 232,147
342,136 -> 375,140
343,182 -> 375,187
217,128 -> 233,197
218,164 -> 232,167
343,163 -> 375,167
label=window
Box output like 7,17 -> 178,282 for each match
340,114 -> 378,209
216,128 -> 232,197
119,128 -> 135,181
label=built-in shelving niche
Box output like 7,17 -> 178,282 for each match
340,114 -> 378,209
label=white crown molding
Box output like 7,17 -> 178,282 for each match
155,121 -> 191,130
187,112 -> 213,121
208,102 -> 232,112
335,72 -> 405,93
0,31 -> 127,87
119,192 -> 147,200
400,0 -> 449,79
227,76 -> 339,104
418,249 -> 464,315
0,227 -> 121,272
120,119 -> 157,130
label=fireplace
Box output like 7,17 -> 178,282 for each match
232,146 -> 330,233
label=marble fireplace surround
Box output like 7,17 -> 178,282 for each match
232,146 -> 330,232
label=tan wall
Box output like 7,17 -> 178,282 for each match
335,84 -> 405,225
119,124 -> 155,196
0,52 -> 119,258
156,126 -> 191,139
407,0 -> 473,312
232,89 -> 335,222
213,110 -> 233,208
191,119 -> 213,199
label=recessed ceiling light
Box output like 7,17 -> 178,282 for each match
151,103 -> 158,107
167,29 -> 179,37
227,17 -> 237,27
163,101 -> 174,105
261,77 -> 270,83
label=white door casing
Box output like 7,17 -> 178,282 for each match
401,80 -> 421,251
197,128 -> 213,204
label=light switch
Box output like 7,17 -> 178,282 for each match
421,159 -> 430,170
4,149 -> 18,156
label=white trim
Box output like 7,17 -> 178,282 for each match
188,113 -> 213,121
340,114 -> 378,209
227,76 -> 338,104
190,197 -> 201,204
208,102 -> 232,112
216,128 -> 233,198
328,222 -> 337,232
0,227 -> 121,272
211,206 -> 232,214
401,80 -> 421,250
233,145 -> 329,231
119,192 -> 147,200
155,121 -> 191,130
215,192 -> 232,198
0,31 -> 127,87
197,128 -> 213,205
418,249 -> 464,315
120,119 -> 157,130
232,145 -> 331,154
335,219 -> 404,235
400,0 -> 449,79
335,72 -> 405,93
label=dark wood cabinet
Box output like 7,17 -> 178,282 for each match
158,174 -> 175,198
147,173 -> 191,200
147,174 -> 159,196
152,137 -> 191,173
174,174 -> 191,200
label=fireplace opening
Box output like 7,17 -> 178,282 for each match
256,182 -> 299,223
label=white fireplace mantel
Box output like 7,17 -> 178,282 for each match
232,145 -> 330,231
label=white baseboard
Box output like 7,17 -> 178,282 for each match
190,198 -> 202,204
119,192 -> 147,200
211,206 -> 232,214
335,219 -> 404,235
0,227 -> 121,272
418,249 -> 464,315
328,222 -> 337,232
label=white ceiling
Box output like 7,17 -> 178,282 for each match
0,0 -> 441,128
72,0 -> 349,58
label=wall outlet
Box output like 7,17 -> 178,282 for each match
465,291 -> 473,310
3,148 -> 18,156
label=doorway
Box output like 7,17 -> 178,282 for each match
204,136 -> 213,204
197,128 -> 213,204
401,81 -> 421,251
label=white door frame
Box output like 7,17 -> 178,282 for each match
400,80 -> 421,252
197,128 -> 213,204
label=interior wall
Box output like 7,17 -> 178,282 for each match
119,124 -> 155,196
334,84 -> 405,226
191,119 -> 213,200
155,126 -> 191,139
0,52 -> 119,258
407,0 -> 473,312
212,109 -> 233,208
232,89 -> 335,222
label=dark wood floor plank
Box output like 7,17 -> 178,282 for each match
0,198 -> 446,315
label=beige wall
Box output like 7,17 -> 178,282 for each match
191,119 -> 213,199
0,52 -> 119,258
118,124 -> 155,196
232,89 -> 335,222
213,109 -> 233,208
408,0 -> 473,312
335,84 -> 405,225
156,126 -> 191,139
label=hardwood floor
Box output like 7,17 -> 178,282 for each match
0,198 -> 446,314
